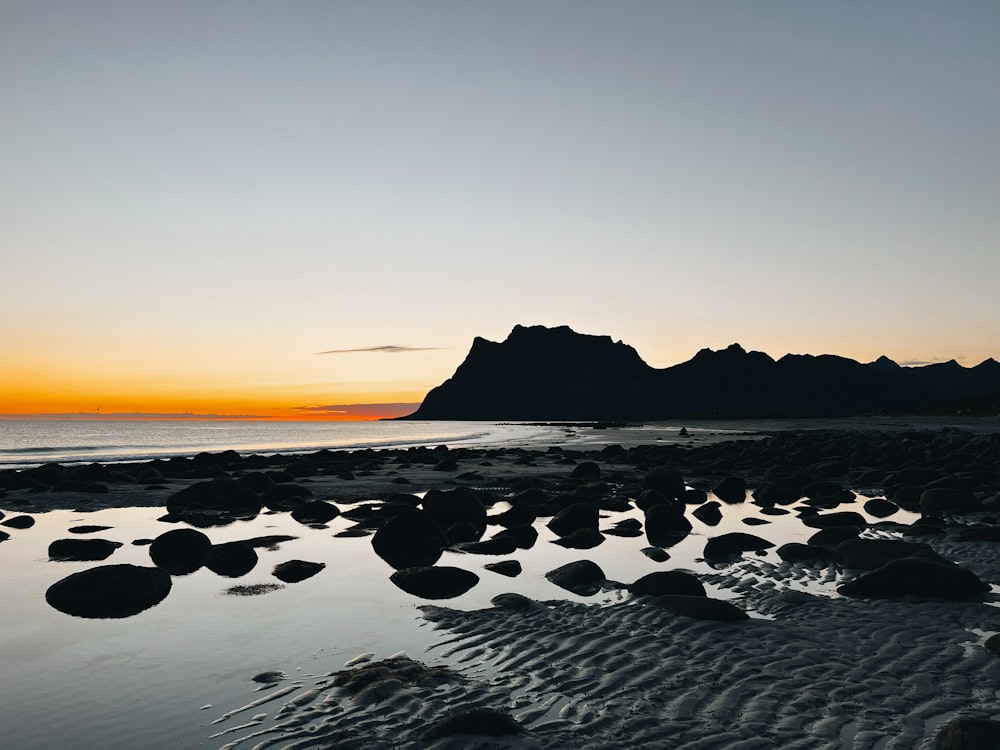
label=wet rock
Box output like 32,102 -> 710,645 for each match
0,530 -> 9,543
68,525 -> 113,534
703,532 -> 774,560
776,542 -> 838,563
603,519 -> 644,537
863,498 -> 899,518
552,528 -> 605,549
45,564 -> 172,618
656,594 -> 749,622
547,502 -> 599,536
569,461 -> 602,480
644,504 -> 692,546
494,525 -> 538,550
261,484 -> 312,511
630,570 -> 705,598
149,528 -> 213,575
48,538 -> 122,561
2,515 -> 35,529
801,511 -> 867,529
836,538 -> 944,570
713,476 -> 747,504
252,671 -> 285,684
166,479 -> 261,524
389,566 -> 479,599
640,546 -> 670,562
692,501 -> 722,526
423,708 -> 524,741
838,558 -> 989,600
491,592 -> 545,611
489,505 -> 536,528
422,488 -> 487,538
206,541 -> 258,577
807,526 -> 860,546
290,500 -> 341,525
484,560 -> 522,577
636,489 -> 673,512
372,509 -> 448,570
273,559 -> 326,583
933,718 -> 1000,750
643,467 -> 685,500
545,560 -> 606,596
453,535 -> 518,555
920,487 -> 981,514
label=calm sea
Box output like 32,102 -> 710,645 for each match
0,419 -> 563,470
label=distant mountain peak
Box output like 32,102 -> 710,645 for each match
402,326 -> 1000,420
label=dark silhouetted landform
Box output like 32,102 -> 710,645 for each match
405,325 -> 1000,420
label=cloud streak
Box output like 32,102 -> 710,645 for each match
315,345 -> 443,355
291,403 -> 419,417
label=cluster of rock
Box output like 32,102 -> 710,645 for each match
3,426 -> 999,621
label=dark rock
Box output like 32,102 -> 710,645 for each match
484,560 -> 522,577
807,526 -> 860,546
801,511 -> 867,529
836,538 -> 943,570
957,525 -> 1000,542
552,528 -> 605,549
682,488 -> 709,505
776,542 -> 838,563
920,488 -> 981,514
641,546 -> 670,562
273,559 -> 325,583
491,592 -> 546,611
630,570 -> 705,597
423,488 -> 487,538
986,634 -> 1000,656
290,500 -> 341,525
643,467 -> 685,499
68,525 -> 113,534
2,515 -> 35,529
45,564 -> 172,618
636,489 -> 673,512
742,517 -> 770,526
48,538 -> 122,561
206,542 -> 258,577
167,479 -> 262,523
570,461 -> 601,480
603,520 -> 644,538
489,505 -> 535,528
547,502 -> 599,536
261,484 -> 312,510
445,522 -> 481,544
423,708 -> 523,741
545,560 -> 606,596
493,525 -> 538,550
0,530 -> 9,543
149,528 -> 213,575
703,532 -> 774,560
692,501 -> 722,526
372,509 -> 448,570
656,594 -> 749,622
389,566 -> 479,599
933,718 -> 1000,750
838,558 -> 989,600
713,476 -> 747,504
644,504 -> 692,546
863,498 -> 899,518
453,535 -> 518,555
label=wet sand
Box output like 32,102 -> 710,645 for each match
3,422 -> 1000,749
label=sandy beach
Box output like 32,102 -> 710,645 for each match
2,422 -> 1000,749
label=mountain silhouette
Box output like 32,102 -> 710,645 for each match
404,325 -> 1000,420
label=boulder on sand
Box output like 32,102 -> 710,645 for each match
655,594 -> 749,622
45,564 -> 172,618
206,541 -> 259,577
389,566 -> 479,599
273,559 -> 325,583
838,558 -> 989,600
545,560 -> 606,596
372,509 -> 448,570
629,570 -> 706,598
149,528 -> 213,575
644,504 -> 692,547
48,538 -> 122,562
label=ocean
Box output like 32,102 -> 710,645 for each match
0,419 -> 565,470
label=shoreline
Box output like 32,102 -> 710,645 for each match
2,424 -> 1000,748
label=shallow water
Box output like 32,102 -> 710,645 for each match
0,479 -> 919,749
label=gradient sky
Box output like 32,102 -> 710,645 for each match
3,1 -> 998,419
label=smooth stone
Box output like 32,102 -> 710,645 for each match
149,528 -> 213,575
545,560 -> 606,596
272,559 -> 325,583
45,564 -> 172,619
48,538 -> 122,562
389,566 -> 479,599
630,570 -> 705,597
838,558 -> 989,600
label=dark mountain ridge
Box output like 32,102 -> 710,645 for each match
404,325 -> 1000,420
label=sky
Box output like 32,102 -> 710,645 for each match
2,1 -> 998,419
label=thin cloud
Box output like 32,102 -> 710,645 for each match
315,345 -> 443,355
899,356 -> 965,367
291,403 -> 419,417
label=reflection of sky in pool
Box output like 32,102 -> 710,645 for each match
0,489 -> 918,749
